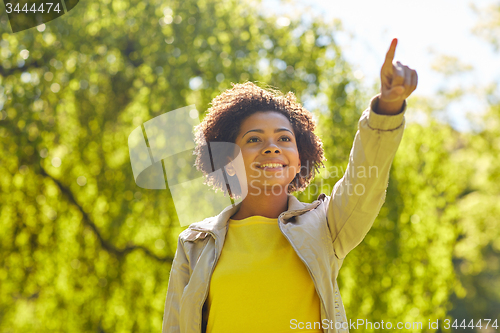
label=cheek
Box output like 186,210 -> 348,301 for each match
240,152 -> 258,171
288,148 -> 301,164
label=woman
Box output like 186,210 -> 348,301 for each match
162,38 -> 418,333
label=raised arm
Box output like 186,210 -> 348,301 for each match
325,38 -> 418,259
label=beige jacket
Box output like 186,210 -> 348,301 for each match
162,95 -> 406,333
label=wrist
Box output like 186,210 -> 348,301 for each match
376,97 -> 405,115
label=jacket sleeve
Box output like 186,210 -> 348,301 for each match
326,94 -> 406,259
162,235 -> 190,333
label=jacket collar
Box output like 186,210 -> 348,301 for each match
189,194 -> 322,239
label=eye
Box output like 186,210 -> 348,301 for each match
279,136 -> 292,142
247,137 -> 260,143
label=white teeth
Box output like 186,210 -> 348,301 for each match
260,163 -> 284,168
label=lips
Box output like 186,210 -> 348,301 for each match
255,161 -> 288,171
258,163 -> 286,168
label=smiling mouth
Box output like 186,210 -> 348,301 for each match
257,163 -> 287,169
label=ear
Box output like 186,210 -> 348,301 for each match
297,161 -> 301,173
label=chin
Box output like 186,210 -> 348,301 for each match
251,183 -> 291,195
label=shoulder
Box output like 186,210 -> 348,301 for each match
179,229 -> 209,242
304,193 -> 330,222
178,217 -> 217,242
283,193 -> 329,223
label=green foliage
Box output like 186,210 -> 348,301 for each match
448,97 -> 500,324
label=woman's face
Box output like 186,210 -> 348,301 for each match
230,111 -> 301,196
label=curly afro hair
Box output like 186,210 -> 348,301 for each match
193,82 -> 325,199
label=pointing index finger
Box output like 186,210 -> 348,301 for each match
384,38 -> 398,65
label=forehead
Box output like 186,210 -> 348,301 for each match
237,111 -> 293,135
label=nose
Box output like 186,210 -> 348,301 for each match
262,143 -> 281,155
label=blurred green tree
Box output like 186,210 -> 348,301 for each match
442,1 -> 500,324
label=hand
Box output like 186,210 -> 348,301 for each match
378,38 -> 418,114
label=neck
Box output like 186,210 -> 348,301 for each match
231,189 -> 289,220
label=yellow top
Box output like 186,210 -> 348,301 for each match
206,215 -> 322,333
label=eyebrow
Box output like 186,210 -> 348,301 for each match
242,128 -> 295,139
